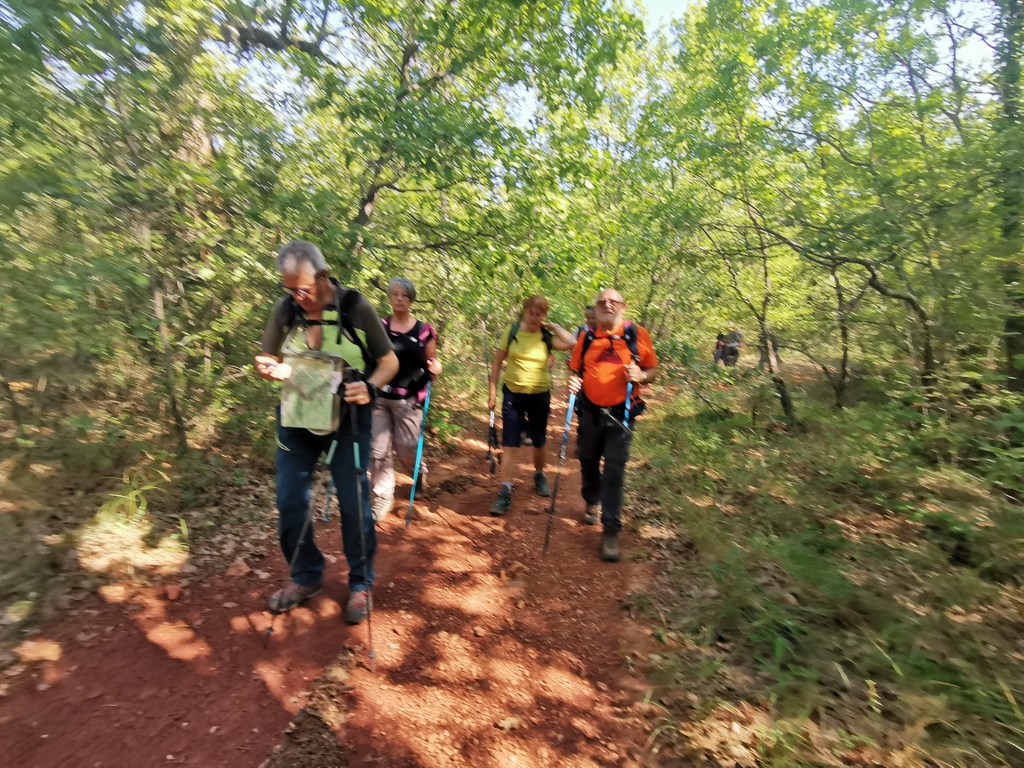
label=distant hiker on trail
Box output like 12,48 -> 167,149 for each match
576,305 -> 597,339
488,295 -> 577,516
369,278 -> 442,521
254,240 -> 398,625
713,332 -> 727,365
568,288 -> 658,562
568,304 -> 597,370
723,324 -> 743,367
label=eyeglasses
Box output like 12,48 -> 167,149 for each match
596,298 -> 624,308
280,281 -> 316,300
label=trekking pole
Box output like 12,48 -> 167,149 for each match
487,409 -> 498,473
624,381 -> 633,430
264,438 -> 337,646
405,381 -> 431,526
322,477 -> 334,522
678,374 -> 730,418
623,353 -> 642,431
481,319 -> 497,473
543,391 -> 576,558
348,399 -> 376,673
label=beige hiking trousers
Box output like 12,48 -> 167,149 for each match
370,396 -> 425,499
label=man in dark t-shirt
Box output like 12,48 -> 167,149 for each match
254,240 -> 398,625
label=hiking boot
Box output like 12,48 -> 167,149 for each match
371,493 -> 394,522
268,580 -> 323,613
344,589 -> 372,625
600,534 -> 621,562
582,504 -> 600,526
534,471 -> 551,497
490,487 -> 512,516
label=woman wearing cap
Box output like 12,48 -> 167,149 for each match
369,278 -> 442,520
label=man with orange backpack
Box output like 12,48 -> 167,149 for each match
567,288 -> 658,562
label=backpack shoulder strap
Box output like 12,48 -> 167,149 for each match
504,322 -> 520,351
336,288 -> 373,371
578,328 -> 597,375
282,295 -> 301,332
417,321 -> 433,343
541,327 -> 553,353
623,321 -> 640,361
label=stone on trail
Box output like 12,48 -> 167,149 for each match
224,557 -> 251,577
14,639 -> 62,663
496,716 -> 522,731
165,584 -> 183,601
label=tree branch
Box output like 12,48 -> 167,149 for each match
220,22 -> 339,66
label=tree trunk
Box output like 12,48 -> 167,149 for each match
997,0 -> 1024,391
140,221 -> 189,454
831,265 -> 851,409
865,270 -> 937,392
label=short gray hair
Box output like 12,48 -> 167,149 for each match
277,240 -> 327,275
388,277 -> 416,302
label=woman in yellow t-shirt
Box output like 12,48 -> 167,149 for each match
487,295 -> 577,516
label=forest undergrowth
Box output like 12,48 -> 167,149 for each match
3,354 -> 1024,768
626,364 -> 1024,766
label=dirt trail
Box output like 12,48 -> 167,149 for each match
0,402 -> 655,767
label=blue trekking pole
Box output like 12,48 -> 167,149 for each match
405,381 -> 431,526
623,381 -> 633,430
623,354 -> 641,431
543,391 -> 576,558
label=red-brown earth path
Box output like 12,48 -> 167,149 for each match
0,401 -> 658,767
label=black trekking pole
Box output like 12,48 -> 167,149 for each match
348,398 -> 376,673
264,438 -> 337,647
678,373 -> 731,419
543,391 -> 576,558
322,476 -> 334,522
481,319 -> 498,473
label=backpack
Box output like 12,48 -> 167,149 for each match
283,285 -> 375,375
578,321 -> 640,374
505,322 -> 554,354
578,322 -> 646,418
382,317 -> 434,402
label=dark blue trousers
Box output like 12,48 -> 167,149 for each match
275,405 -> 375,591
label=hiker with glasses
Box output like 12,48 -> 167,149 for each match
568,289 -> 658,562
254,241 -> 398,625
369,278 -> 442,521
488,295 -> 577,516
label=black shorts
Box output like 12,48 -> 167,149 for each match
501,386 -> 550,448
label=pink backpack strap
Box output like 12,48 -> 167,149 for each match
418,322 -> 434,343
